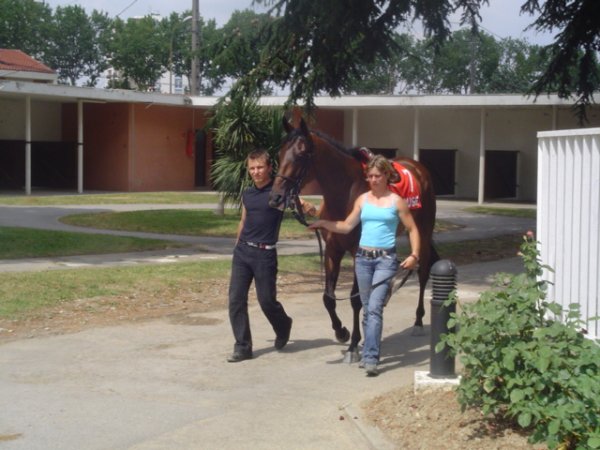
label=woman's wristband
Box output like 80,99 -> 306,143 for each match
409,253 -> 419,262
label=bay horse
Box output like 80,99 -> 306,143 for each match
269,118 -> 439,362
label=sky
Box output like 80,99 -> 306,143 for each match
41,0 -> 555,45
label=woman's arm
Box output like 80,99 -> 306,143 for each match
397,197 -> 421,269
307,194 -> 363,234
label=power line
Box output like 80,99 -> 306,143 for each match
116,0 -> 139,18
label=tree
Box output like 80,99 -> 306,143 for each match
157,12 -> 193,93
243,0 -> 484,108
343,33 -> 419,95
0,0 -> 53,61
432,29 -> 501,94
109,16 -> 165,91
210,10 -> 276,94
488,38 -> 548,93
247,0 -> 598,119
46,6 -> 109,86
522,0 -> 600,120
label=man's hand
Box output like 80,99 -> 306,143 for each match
300,199 -> 319,217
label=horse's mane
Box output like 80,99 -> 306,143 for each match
311,130 -> 360,160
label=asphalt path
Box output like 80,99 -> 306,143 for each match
0,200 -> 535,272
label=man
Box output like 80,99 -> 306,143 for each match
227,149 -> 293,362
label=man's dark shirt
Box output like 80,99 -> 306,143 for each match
239,180 -> 283,245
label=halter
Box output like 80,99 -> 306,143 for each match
274,134 -> 313,225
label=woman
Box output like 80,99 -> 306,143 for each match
308,155 -> 420,376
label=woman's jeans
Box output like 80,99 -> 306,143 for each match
355,253 -> 398,365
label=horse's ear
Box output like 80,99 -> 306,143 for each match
299,118 -> 309,136
282,117 -> 293,134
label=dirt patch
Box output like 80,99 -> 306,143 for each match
363,386 -> 546,449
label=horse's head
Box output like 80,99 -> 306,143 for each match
269,118 -> 314,210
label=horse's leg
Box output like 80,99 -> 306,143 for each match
323,249 -> 350,343
412,234 -> 439,336
342,274 -> 362,363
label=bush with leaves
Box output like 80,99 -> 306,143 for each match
208,93 -> 284,207
441,234 -> 600,449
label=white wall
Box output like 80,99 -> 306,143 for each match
0,99 -> 62,141
537,128 -> 600,338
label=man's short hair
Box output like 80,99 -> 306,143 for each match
246,148 -> 271,165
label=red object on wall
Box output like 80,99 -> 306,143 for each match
185,129 -> 195,157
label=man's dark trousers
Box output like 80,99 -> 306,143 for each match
228,243 -> 291,354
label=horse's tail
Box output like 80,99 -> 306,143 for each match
429,241 -> 441,271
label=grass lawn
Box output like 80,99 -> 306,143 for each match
0,227 -> 182,259
0,254 -> 322,318
464,206 -> 536,219
60,209 -> 314,239
0,191 -> 221,206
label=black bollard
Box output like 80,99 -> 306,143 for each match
429,259 -> 457,378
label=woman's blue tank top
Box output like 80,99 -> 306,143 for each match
359,200 -> 399,249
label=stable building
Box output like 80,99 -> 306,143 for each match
1,52 -> 599,202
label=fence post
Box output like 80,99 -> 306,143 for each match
430,259 -> 457,378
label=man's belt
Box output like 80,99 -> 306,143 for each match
240,240 -> 277,250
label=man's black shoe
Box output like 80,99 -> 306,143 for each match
227,351 -> 253,363
274,317 -> 293,350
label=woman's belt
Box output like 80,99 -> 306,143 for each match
356,247 -> 396,258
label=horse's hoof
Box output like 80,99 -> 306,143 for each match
335,327 -> 350,343
343,350 -> 360,364
411,325 -> 425,336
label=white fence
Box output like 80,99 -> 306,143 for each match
537,128 -> 600,339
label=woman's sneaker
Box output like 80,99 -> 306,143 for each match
365,363 -> 379,376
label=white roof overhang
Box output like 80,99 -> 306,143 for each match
0,79 -> 593,110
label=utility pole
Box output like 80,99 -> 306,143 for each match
468,23 -> 478,94
190,0 -> 200,95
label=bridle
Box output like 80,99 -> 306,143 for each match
273,134 -> 313,226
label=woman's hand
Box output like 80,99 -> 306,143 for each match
400,253 -> 419,270
307,220 -> 325,230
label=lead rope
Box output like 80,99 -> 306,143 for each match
287,191 -> 325,288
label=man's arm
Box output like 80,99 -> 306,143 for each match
235,205 -> 247,244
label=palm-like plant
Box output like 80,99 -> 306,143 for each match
208,93 -> 284,207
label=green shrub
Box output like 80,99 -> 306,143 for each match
441,234 -> 600,449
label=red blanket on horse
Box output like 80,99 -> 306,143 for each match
388,161 -> 422,209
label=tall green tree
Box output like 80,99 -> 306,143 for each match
247,0 -> 599,119
488,38 -> 548,93
158,12 -> 193,93
0,0 -> 52,60
343,33 -> 419,95
46,6 -> 109,86
109,16 -> 165,91
158,12 -> 221,95
434,29 -> 502,94
243,0 -> 483,108
522,0 -> 600,120
210,10 -> 275,94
